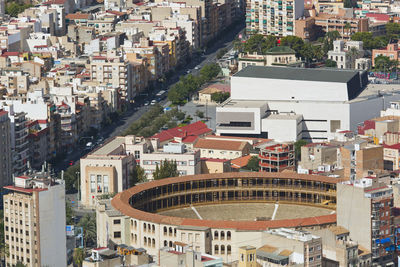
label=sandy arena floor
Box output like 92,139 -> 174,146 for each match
157,203 -> 333,221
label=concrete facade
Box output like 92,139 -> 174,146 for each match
0,110 -> 12,189
3,175 -> 67,267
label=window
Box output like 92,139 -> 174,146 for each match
221,245 -> 225,254
215,245 -> 219,254
103,175 -> 109,193
309,257 -> 314,262
90,175 -> 96,193
97,175 -> 102,193
330,120 -> 341,133
114,231 -> 121,238
221,231 -> 225,240
113,219 -> 121,225
227,231 -> 231,240
227,245 -> 231,255
135,151 -> 140,159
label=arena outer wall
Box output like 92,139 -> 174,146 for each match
109,172 -> 342,262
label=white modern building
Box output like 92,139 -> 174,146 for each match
216,66 -> 400,142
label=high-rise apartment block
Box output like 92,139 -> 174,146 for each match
337,178 -> 394,265
245,0 -> 304,37
0,109 -> 12,189
3,174 -> 67,267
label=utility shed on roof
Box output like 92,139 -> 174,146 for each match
231,66 -> 367,101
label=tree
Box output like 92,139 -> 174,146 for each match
211,92 -> 230,103
195,110 -> 205,119
66,201 -> 75,225
386,22 -> 400,38
60,164 -> 80,193
200,63 -> 221,81
245,156 -> 260,171
280,36 -> 305,58
344,22 -> 352,37
6,2 -> 32,17
374,55 -> 396,72
153,160 -> 178,180
294,140 -> 308,160
351,32 -> 386,50
216,48 -> 228,59
78,214 -> 97,248
325,59 -> 337,68
243,34 -> 277,54
73,248 -> 85,267
130,165 -> 147,186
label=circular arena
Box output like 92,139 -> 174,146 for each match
111,172 -> 340,262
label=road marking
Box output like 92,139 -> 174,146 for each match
191,205 -> 203,220
271,203 -> 279,220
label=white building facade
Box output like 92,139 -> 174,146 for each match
216,66 -> 400,142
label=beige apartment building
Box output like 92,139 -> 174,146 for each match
80,137 -> 135,207
339,140 -> 383,180
3,175 -> 67,267
0,109 -> 12,188
261,228 -> 322,267
89,55 -> 134,101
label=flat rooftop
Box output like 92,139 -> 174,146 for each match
234,66 -> 360,83
91,137 -> 125,156
218,99 -> 267,108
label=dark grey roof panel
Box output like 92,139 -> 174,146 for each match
234,65 -> 360,83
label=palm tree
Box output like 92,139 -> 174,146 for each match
348,47 -> 360,68
73,248 -> 85,267
344,22 -> 352,39
78,214 -> 97,248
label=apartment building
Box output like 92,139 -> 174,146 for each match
337,178 -> 394,264
298,143 -> 338,173
261,228 -> 323,266
0,109 -> 12,189
339,140 -> 383,180
80,136 -> 135,207
372,43 -> 400,67
124,136 -> 201,179
310,226 -> 371,266
327,40 -> 364,69
89,55 -> 134,102
258,142 -> 295,172
245,0 -> 304,37
3,174 -> 67,267
2,105 -> 29,175
313,14 -> 369,40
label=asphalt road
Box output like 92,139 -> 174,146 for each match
55,22 -> 244,172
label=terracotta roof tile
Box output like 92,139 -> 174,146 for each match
231,155 -> 252,169
194,138 -> 249,151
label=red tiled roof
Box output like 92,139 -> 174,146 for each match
111,172 -> 341,231
3,185 -> 47,194
231,155 -> 252,169
66,13 -> 91,20
366,13 -> 390,22
194,138 -> 249,151
152,121 -> 212,143
384,143 -> 400,150
3,52 -> 20,56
